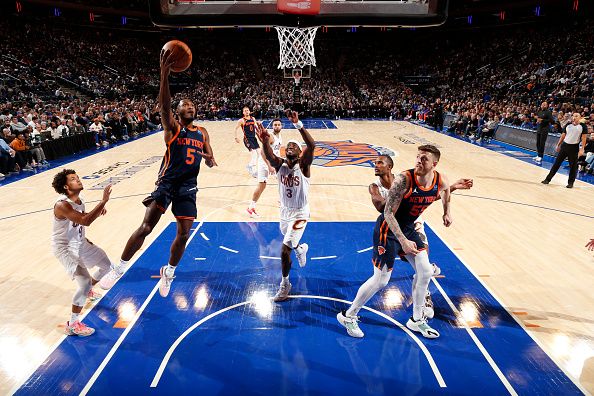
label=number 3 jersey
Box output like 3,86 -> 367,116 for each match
277,160 -> 310,219
156,122 -> 204,190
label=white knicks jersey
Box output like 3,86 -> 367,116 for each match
52,196 -> 85,251
278,161 -> 310,210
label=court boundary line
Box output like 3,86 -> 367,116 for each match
150,294 -> 447,389
432,278 -> 518,395
426,223 -> 590,395
79,199 -> 251,395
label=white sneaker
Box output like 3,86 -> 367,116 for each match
98,268 -> 123,290
423,291 -> 435,319
406,317 -> 440,339
0,173 -> 5,178
159,266 -> 175,297
273,281 -> 292,302
295,243 -> 308,268
337,310 -> 364,338
432,263 -> 441,276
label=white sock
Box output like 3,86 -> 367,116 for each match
116,259 -> 129,275
249,200 -> 256,209
405,251 -> 433,321
165,264 -> 176,277
70,312 -> 80,324
281,275 -> 289,285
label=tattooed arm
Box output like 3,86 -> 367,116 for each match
384,173 -> 419,255
439,173 -> 452,227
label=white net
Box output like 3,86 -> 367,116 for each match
275,26 -> 318,69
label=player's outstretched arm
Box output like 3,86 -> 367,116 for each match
159,49 -> 177,144
54,185 -> 112,227
255,122 -> 283,170
439,173 -> 452,227
369,184 -> 386,213
285,110 -> 315,174
384,174 -> 418,255
436,178 -> 473,201
234,119 -> 243,143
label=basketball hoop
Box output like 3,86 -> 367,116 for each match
275,26 -> 318,69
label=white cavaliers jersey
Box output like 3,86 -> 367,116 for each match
271,133 -> 282,156
52,196 -> 85,251
258,132 -> 282,165
373,176 -> 392,199
278,161 -> 310,210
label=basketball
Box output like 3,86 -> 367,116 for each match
162,40 -> 192,72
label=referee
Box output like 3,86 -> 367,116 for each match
541,112 -> 587,188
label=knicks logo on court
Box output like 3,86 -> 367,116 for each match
377,246 -> 386,255
281,141 -> 396,168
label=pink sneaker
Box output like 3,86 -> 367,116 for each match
64,321 -> 95,337
87,289 -> 102,302
246,207 -> 260,218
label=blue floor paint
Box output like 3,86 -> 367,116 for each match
16,222 -> 582,395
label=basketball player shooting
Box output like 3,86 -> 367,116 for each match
255,110 -> 315,302
99,46 -> 217,297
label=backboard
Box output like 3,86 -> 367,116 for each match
149,0 -> 448,28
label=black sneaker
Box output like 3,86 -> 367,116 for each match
541,180 -> 550,185
566,184 -> 573,189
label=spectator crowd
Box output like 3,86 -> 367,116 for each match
1,15 -> 592,178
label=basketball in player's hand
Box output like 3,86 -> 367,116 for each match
161,40 -> 192,72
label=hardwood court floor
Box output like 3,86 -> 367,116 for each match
0,121 -> 592,394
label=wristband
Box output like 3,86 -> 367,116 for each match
293,121 -> 303,129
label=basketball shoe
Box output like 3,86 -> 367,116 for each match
64,321 -> 95,337
159,265 -> 175,297
406,317 -> 440,339
273,281 -> 291,302
337,310 -> 364,338
246,207 -> 260,218
295,243 -> 308,267
87,289 -> 102,302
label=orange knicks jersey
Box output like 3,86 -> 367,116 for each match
394,168 -> 441,229
156,122 -> 205,186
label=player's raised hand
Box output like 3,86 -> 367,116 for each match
102,184 -> 112,203
452,178 -> 473,190
160,49 -> 175,75
285,109 -> 299,123
255,122 -> 270,143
